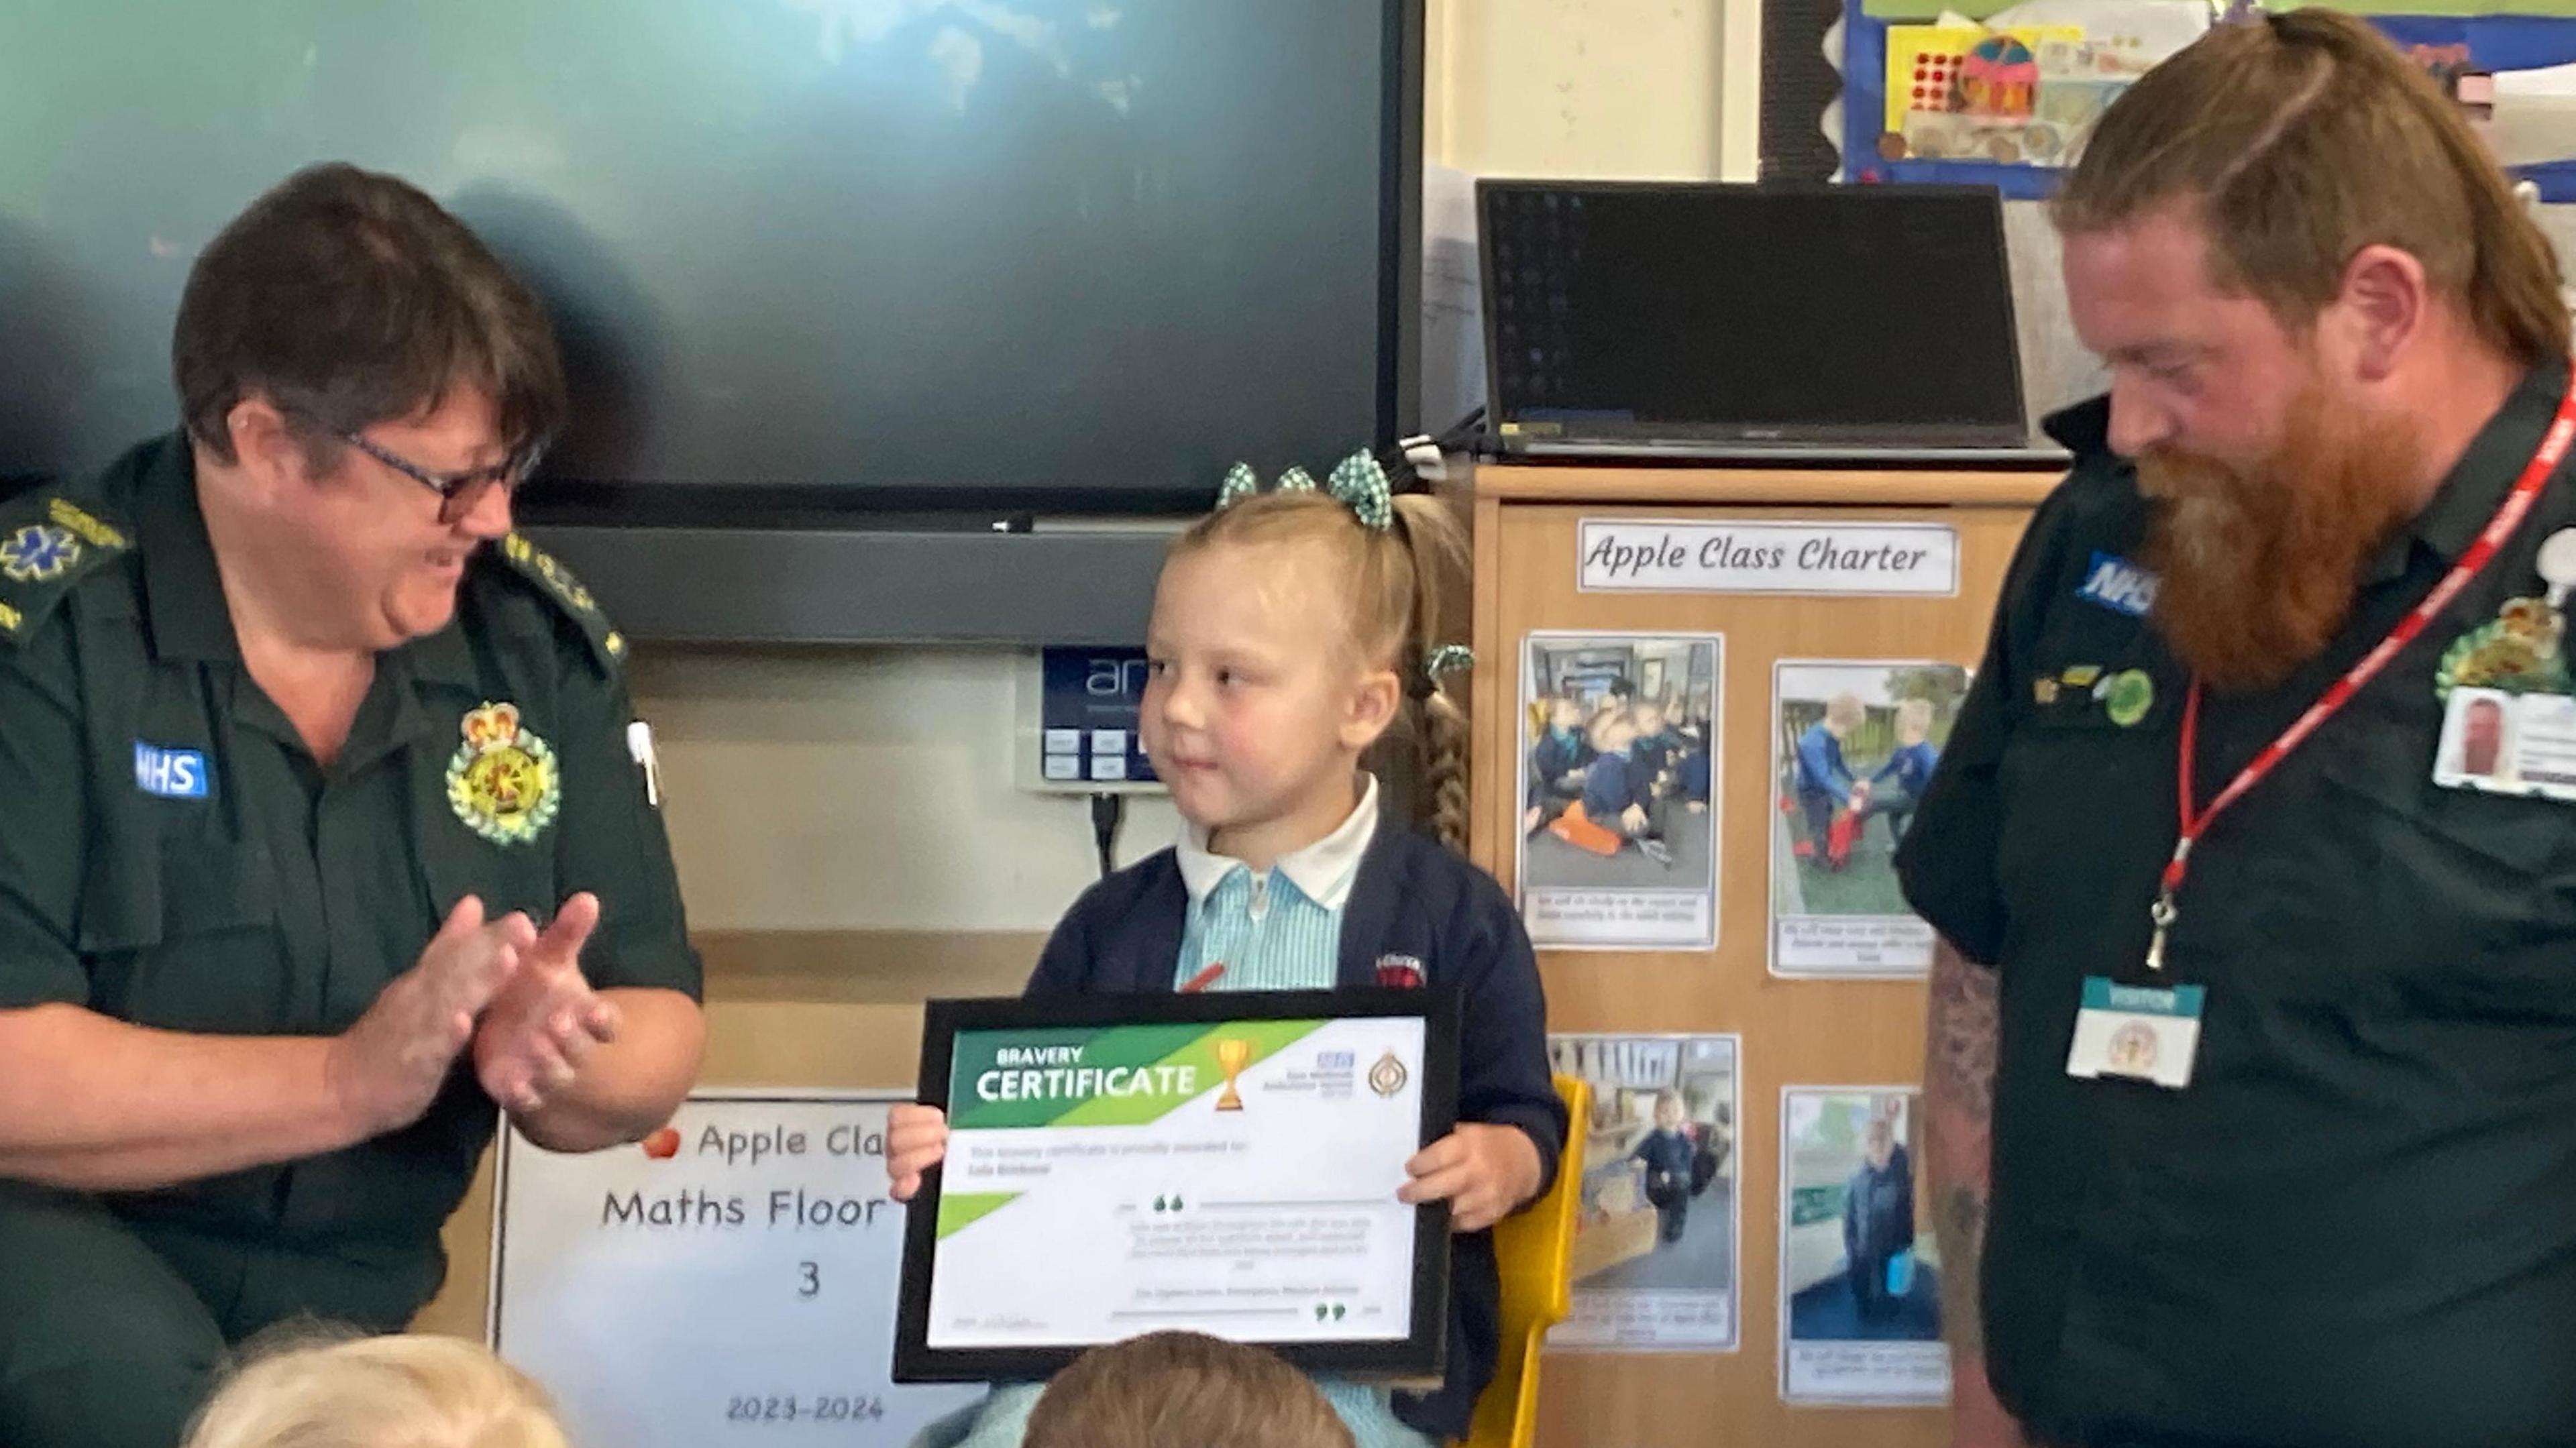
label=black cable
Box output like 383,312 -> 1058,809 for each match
1434,404 -> 1487,453
1089,791 -> 1124,879
1380,406 -> 1490,491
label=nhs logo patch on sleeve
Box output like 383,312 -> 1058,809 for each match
133,741 -> 210,799
2076,551 -> 2161,619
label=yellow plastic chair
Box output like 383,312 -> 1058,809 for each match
1459,1073 -> 1591,1448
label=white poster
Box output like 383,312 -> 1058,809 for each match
1545,1034 -> 1741,1353
1580,520 -> 1960,596
1516,632 -> 1723,951
1769,661 -> 1972,978
1778,1087 -> 1949,1407
490,1092 -> 979,1445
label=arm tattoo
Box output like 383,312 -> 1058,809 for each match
1928,944 -> 2000,1121
1925,942 -> 2001,1362
1941,1184 -> 1990,1358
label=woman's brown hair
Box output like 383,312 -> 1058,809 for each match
175,162 -> 567,468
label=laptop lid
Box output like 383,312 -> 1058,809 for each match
1477,182 -> 2029,450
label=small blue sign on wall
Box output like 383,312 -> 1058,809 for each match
1038,647 -> 1160,786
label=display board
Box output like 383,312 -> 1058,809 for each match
1468,459 -> 2053,1447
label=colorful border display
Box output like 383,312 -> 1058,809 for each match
1841,1 -> 2576,199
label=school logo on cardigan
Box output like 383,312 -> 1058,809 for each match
446,702 -> 559,846
0,524 -> 79,583
1373,954 -> 1426,990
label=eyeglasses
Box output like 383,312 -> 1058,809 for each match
335,428 -> 551,524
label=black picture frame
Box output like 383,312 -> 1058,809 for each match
893,987 -> 1461,1386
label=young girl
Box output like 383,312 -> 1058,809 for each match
182,1333 -> 569,1448
890,457 -> 1566,1448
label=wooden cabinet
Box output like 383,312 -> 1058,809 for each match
1464,461 -> 2054,1448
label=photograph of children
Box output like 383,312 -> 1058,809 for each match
1546,1034 -> 1741,1351
1778,1087 -> 1949,1406
1517,633 -> 1722,950
1768,661 -> 1971,977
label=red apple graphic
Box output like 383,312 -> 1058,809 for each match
640,1127 -> 682,1160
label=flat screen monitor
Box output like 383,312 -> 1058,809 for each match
0,1 -> 1419,516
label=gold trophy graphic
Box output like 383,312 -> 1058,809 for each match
1214,1038 -> 1254,1111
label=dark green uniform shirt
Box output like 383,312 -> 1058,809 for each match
0,434 -> 700,1330
1898,362 -> 2576,1448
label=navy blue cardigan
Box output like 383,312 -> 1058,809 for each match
1024,816 -> 1568,1441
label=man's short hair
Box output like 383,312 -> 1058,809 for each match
174,162 -> 566,465
2055,9 -> 2568,366
1024,1332 -> 1356,1448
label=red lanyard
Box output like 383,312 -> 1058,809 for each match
2147,379 -> 2576,972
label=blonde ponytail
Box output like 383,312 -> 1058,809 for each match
1391,492 -> 1472,853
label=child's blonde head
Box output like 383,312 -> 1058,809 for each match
1170,486 -> 1472,848
184,1332 -> 570,1448
1824,692 -> 1867,733
1588,709 -> 1635,754
1894,697 -> 1935,742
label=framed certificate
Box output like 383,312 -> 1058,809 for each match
892,989 -> 1461,1385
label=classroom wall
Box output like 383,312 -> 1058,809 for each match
621,0 -> 2173,938
630,646 -> 1170,935
629,0 -> 1749,942
422,11 -> 1754,1336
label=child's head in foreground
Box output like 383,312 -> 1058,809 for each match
183,1331 -> 570,1448
1025,1331 -> 1356,1448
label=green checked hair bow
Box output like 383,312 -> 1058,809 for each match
1411,642 -> 1474,698
1215,450 -> 1395,532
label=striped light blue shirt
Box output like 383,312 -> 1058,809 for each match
1172,776 -> 1377,993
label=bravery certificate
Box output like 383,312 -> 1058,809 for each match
892,989 -> 1460,1384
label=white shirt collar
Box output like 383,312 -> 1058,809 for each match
1177,775 -> 1380,912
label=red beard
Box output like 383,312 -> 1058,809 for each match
2138,389 -> 2422,694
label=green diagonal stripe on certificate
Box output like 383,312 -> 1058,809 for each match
936,1191 -> 1024,1239
949,1019 -> 1331,1131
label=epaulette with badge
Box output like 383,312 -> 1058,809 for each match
494,531 -> 627,672
0,492 -> 133,646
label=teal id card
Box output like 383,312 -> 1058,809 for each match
2065,976 -> 2205,1090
